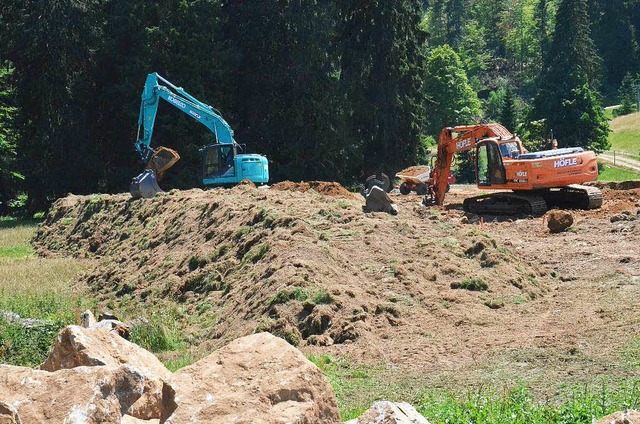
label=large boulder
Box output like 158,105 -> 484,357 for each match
546,209 -> 574,233
344,401 -> 431,424
0,364 -> 144,424
161,332 -> 340,423
40,325 -> 172,420
595,410 -> 640,424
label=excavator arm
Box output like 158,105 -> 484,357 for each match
134,73 -> 236,170
431,123 -> 521,205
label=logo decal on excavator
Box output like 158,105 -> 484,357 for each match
554,157 -> 578,168
168,95 -> 187,109
190,111 -> 201,119
516,171 -> 528,177
456,139 -> 471,150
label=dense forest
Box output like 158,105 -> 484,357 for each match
0,0 -> 637,212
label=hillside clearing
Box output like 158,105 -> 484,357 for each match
609,112 -> 640,156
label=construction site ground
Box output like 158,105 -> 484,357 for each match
33,181 -> 640,400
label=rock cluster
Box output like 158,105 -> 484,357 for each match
0,322 -> 340,424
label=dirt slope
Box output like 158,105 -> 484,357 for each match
33,182 -> 640,391
34,183 -> 552,369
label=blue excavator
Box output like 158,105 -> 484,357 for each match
130,72 -> 269,198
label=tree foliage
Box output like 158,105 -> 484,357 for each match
423,45 -> 482,136
0,62 -> 20,214
0,0 -> 632,210
615,73 -> 638,116
340,0 -> 427,176
532,0 -> 609,151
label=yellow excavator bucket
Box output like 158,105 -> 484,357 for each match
146,146 -> 180,180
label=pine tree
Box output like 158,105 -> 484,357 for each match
0,0 -> 103,211
532,0 -> 609,151
615,73 -> 638,116
0,62 -> 19,214
340,0 -> 427,176
535,0 -> 551,61
222,1 -> 344,182
591,0 -> 639,99
500,86 -> 518,132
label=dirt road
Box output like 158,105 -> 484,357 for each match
599,152 -> 640,172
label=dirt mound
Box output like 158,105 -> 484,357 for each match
396,165 -> 431,177
588,180 -> 640,190
271,181 -> 359,199
33,185 -> 550,368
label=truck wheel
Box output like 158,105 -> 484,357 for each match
415,183 -> 429,195
399,183 -> 411,195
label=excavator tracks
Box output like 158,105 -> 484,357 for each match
462,184 -> 603,216
558,184 -> 603,210
463,192 -> 548,216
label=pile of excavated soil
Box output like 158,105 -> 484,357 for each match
396,165 -> 431,177
34,184 -> 549,369
270,181 -> 359,200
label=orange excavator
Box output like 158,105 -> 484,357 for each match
427,123 -> 603,215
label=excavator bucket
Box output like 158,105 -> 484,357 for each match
130,169 -> 163,199
146,146 -> 180,180
130,147 -> 180,199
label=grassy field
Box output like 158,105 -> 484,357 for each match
598,163 -> 640,181
310,354 -> 640,423
609,112 -> 640,157
0,218 -> 92,366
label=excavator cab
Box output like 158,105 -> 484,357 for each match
201,143 -> 237,179
476,141 -> 506,186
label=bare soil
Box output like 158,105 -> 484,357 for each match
33,182 -> 640,393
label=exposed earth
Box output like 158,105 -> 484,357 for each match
33,181 -> 640,395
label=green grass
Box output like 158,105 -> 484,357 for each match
609,112 -> 640,156
0,220 -> 91,366
309,354 -> 640,423
598,164 -> 640,181
451,277 -> 489,291
129,319 -> 184,353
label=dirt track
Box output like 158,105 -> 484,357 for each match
33,182 -> 640,392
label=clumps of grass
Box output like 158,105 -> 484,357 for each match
211,244 -> 230,261
312,289 -> 334,305
337,200 -> 351,209
243,243 -> 269,263
188,255 -> 208,271
129,320 -> 183,353
270,287 -> 334,306
233,226 -> 251,241
375,302 -> 400,317
451,277 -> 489,291
180,273 -> 230,295
440,236 -> 459,248
484,298 -> 505,309
162,350 -> 196,372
